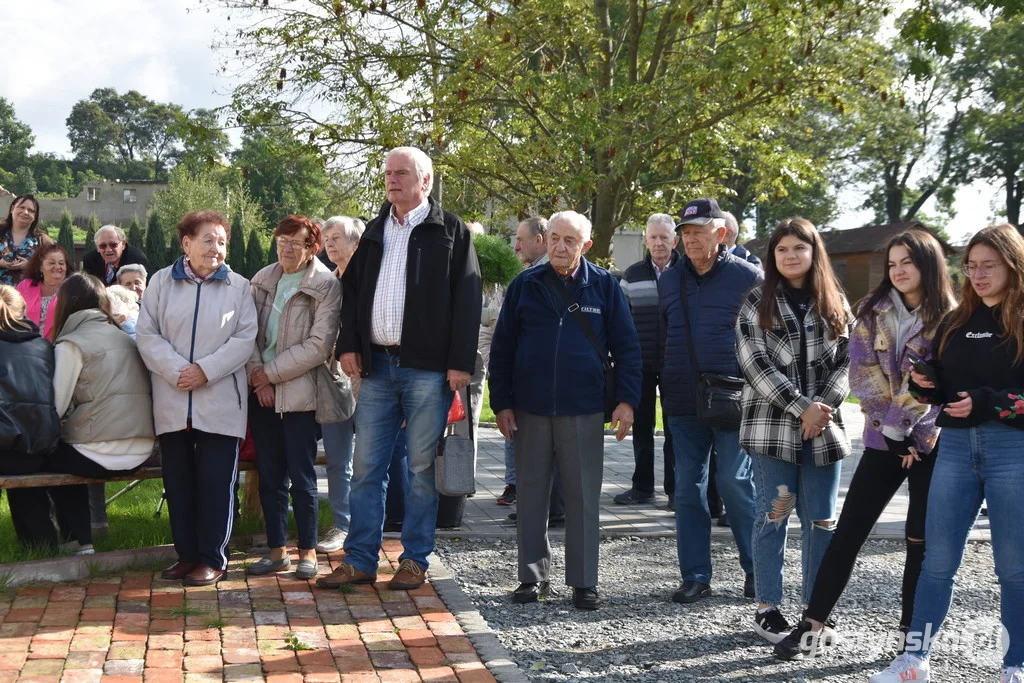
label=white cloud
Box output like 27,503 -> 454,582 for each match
0,0 -> 231,156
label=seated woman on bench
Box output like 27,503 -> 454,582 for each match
45,272 -> 156,554
0,285 -> 62,549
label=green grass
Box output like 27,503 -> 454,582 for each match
0,478 -> 334,565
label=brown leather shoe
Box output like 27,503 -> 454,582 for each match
388,559 -> 426,590
315,562 -> 377,589
183,564 -> 226,587
161,561 -> 196,581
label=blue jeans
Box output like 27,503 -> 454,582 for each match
343,352 -> 450,574
751,443 -> 841,606
503,438 -> 516,486
667,415 -> 756,584
385,429 -> 409,524
321,417 -> 354,532
907,423 -> 1024,667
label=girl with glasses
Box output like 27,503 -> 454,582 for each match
870,224 -> 1024,683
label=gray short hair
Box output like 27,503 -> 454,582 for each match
519,216 -> 548,239
385,147 -> 434,194
96,225 -> 126,245
722,211 -> 739,236
646,213 -> 676,232
322,216 -> 365,243
116,263 -> 148,281
548,211 -> 592,243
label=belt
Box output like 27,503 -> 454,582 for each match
371,344 -> 401,356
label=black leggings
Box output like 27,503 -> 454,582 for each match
804,446 -> 935,628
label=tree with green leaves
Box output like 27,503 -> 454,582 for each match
127,216 -> 144,248
244,227 -> 266,278
228,213 -> 247,273
207,0 -> 891,257
83,213 -> 102,251
150,166 -> 266,250
0,98 -> 34,175
266,237 -> 277,267
66,88 -> 185,180
231,115 -> 333,226
145,211 -> 168,271
57,211 -> 76,268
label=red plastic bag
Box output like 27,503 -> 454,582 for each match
447,391 -> 466,425
238,423 -> 256,461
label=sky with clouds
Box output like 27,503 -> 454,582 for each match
0,0 -> 1003,244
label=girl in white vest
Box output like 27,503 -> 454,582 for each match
48,272 -> 156,554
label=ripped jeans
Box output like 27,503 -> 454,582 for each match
750,442 -> 841,607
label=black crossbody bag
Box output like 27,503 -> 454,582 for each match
678,266 -> 745,429
541,268 -> 617,422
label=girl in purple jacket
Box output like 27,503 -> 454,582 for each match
775,228 -> 955,660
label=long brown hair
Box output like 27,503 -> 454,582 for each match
856,229 -> 956,334
48,273 -> 119,342
0,285 -> 31,333
939,224 -> 1024,364
758,217 -> 849,339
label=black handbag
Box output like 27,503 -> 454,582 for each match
678,266 -> 745,430
542,269 -> 617,422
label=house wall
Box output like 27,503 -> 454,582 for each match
834,252 -> 874,304
1,181 -> 167,227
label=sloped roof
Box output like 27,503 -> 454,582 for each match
742,222 -> 956,259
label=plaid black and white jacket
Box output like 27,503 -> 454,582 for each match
735,284 -> 853,466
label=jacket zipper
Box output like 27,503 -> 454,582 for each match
232,375 -> 241,410
186,282 -> 202,425
415,247 -> 422,285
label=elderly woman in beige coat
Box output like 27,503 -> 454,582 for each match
246,214 -> 341,580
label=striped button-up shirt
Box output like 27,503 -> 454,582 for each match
370,199 -> 431,345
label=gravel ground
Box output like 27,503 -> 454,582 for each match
436,536 -> 1006,682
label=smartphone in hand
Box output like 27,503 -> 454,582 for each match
906,351 -> 939,385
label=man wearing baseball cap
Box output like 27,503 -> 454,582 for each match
660,197 -> 762,604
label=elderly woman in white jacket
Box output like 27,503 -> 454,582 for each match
136,210 -> 258,587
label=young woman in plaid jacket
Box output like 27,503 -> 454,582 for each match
735,217 -> 853,645
774,228 -> 955,661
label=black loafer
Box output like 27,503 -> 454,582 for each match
572,586 -> 600,610
512,581 -> 550,604
672,580 -> 711,604
744,573 -> 755,599
547,516 -> 565,528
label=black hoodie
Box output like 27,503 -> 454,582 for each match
0,320 -> 61,456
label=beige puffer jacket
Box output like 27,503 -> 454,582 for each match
247,258 -> 341,414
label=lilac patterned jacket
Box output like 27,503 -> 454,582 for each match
849,295 -> 941,454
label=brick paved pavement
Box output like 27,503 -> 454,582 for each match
0,539 -> 496,683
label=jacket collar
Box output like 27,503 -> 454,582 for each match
57,309 -> 114,340
364,196 -> 444,244
251,256 -> 334,300
522,257 -> 598,288
645,250 -> 679,275
170,256 -> 231,283
0,319 -> 41,343
682,244 -> 728,280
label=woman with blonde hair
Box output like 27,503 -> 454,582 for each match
0,285 -> 61,547
871,224 -> 1024,683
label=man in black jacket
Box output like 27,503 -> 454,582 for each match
723,211 -> 762,268
614,213 -> 679,507
318,147 -> 482,592
83,225 -> 150,286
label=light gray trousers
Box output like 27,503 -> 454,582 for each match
514,410 -> 604,588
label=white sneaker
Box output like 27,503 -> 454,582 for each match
315,527 -> 347,553
59,541 -> 95,555
868,653 -> 930,682
1003,666 -> 1024,683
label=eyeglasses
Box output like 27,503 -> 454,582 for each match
278,239 -> 311,251
961,262 -> 1003,278
97,242 -> 121,250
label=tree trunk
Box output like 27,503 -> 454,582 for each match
1007,170 -> 1021,228
886,182 -> 903,224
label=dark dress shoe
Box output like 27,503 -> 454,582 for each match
613,489 -> 655,505
383,520 -> 403,533
512,581 -> 550,604
744,573 -> 755,599
717,512 -> 730,528
547,516 -> 566,528
183,564 -> 226,587
161,561 -> 196,581
672,580 -> 712,604
573,587 -> 600,610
